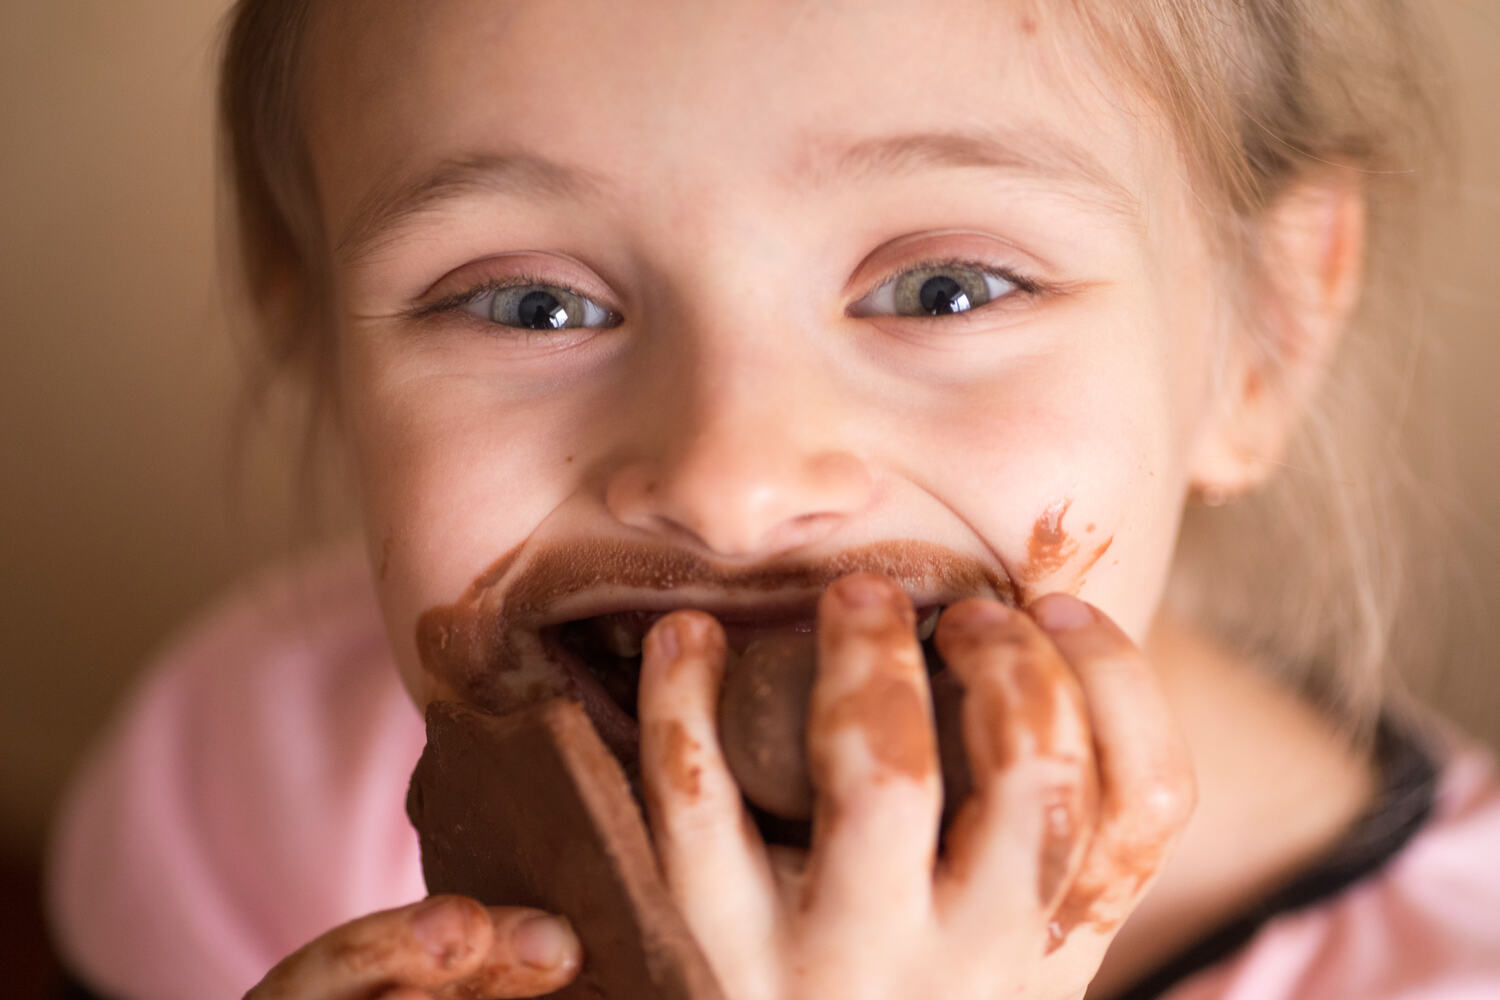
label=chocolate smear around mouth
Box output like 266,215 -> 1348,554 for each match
414,539 -> 1008,846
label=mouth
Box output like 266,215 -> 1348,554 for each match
422,541 -> 1013,851
536,598 -> 952,849
540,600 -> 948,723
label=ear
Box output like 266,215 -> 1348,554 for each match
1188,175 -> 1366,503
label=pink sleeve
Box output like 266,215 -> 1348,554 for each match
1166,733 -> 1500,1000
46,545 -> 428,1000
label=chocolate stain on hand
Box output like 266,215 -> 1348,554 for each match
656,720 -> 703,800
942,612 -> 1100,914
1045,846 -> 1158,954
811,587 -> 936,786
1044,781 -> 1176,953
950,631 -> 1064,772
819,672 -> 935,783
1007,650 -> 1104,921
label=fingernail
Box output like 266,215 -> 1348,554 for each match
513,914 -> 574,970
410,896 -> 474,962
648,618 -> 681,660
834,574 -> 891,610
1032,593 -> 1095,631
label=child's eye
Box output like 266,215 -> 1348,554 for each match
461,281 -> 619,331
849,263 -> 1026,319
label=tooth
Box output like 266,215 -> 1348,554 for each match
917,607 -> 940,642
598,615 -> 644,658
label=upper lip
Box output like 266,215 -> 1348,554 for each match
492,537 -> 1015,637
424,536 -> 1014,667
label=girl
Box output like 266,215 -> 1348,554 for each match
49,0 -> 1500,998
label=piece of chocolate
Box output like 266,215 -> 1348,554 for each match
717,633 -> 820,819
407,699 -> 726,1000
717,634 -> 973,827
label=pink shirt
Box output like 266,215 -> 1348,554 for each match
47,546 -> 1500,999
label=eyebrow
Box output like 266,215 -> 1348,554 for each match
336,127 -> 1138,265
335,153 -> 612,264
805,127 -> 1139,217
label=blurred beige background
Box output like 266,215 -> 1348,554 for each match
1,0 -> 1497,877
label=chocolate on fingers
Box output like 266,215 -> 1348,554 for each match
930,598 -> 1099,939
788,575 -> 945,993
1029,593 -> 1196,956
803,576 -> 944,910
638,611 -> 782,998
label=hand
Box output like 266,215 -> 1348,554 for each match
245,895 -> 581,1000
637,575 -> 1195,1000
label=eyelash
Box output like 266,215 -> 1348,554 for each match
405,258 -> 1046,327
404,270 -> 614,324
861,257 -> 1044,316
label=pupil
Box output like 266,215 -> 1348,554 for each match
517,290 -> 569,330
919,275 -> 970,316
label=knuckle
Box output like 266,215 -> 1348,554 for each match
940,603 -> 1034,664
1136,767 -> 1197,833
1084,641 -> 1147,681
653,787 -> 742,850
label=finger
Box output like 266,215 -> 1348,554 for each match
437,908 -> 582,1000
1031,593 -> 1196,954
249,896 -> 492,1000
638,610 -> 781,994
931,599 -> 1097,937
801,574 -> 941,929
376,990 -> 432,1000
765,844 -> 811,909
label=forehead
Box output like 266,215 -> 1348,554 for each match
303,0 -> 1169,251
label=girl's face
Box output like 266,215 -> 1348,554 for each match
304,0 -> 1245,719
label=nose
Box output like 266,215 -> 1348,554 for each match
603,351 -> 875,559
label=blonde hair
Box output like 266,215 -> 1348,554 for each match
217,0 -> 1446,738
1062,2 -> 1445,739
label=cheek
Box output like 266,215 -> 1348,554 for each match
339,330 -> 591,675
892,328 -> 1195,641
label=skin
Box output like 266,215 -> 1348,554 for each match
247,0 -> 1376,997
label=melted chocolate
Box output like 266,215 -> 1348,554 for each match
1023,499 -> 1079,583
408,700 -> 727,1000
415,538 -> 1014,776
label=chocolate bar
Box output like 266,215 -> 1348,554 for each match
407,699 -> 727,1000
